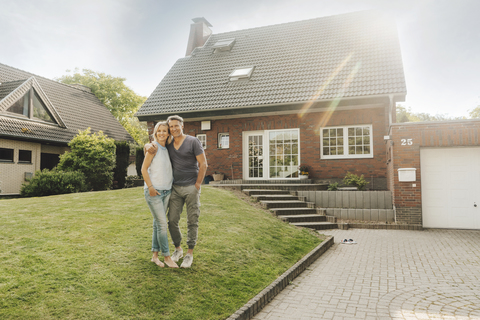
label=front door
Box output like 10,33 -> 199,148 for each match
243,129 -> 300,180
246,133 -> 264,179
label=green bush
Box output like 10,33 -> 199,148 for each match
327,182 -> 339,191
20,169 -> 87,197
58,128 -> 116,191
343,172 -> 369,191
113,141 -> 130,189
135,146 -> 144,177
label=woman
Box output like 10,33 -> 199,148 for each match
141,121 -> 178,268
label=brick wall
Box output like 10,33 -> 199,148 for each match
390,120 -> 480,224
0,139 -> 40,194
148,106 -> 389,181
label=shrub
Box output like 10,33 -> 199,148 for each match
58,128 -> 116,191
327,182 -> 339,191
113,141 -> 130,189
125,175 -> 142,188
343,172 -> 369,191
20,169 -> 87,197
135,146 -> 144,177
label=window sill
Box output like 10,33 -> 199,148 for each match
321,154 -> 373,160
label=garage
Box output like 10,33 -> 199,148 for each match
421,147 -> 480,229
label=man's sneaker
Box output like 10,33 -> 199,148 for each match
171,248 -> 183,262
180,253 -> 193,268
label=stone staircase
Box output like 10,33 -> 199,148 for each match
243,188 -> 338,230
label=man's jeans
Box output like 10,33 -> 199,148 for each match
144,188 -> 171,256
168,184 -> 201,250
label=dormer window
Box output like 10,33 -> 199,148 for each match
6,88 -> 55,123
229,67 -> 254,81
212,38 -> 236,52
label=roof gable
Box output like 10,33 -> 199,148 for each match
137,11 -> 406,119
0,63 -> 133,144
0,77 -> 67,127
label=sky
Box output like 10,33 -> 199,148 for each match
1,0 -> 479,118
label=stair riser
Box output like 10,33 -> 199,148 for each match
300,224 -> 338,230
262,202 -> 308,209
271,210 -> 318,216
243,190 -> 291,196
281,216 -> 328,223
253,196 -> 299,201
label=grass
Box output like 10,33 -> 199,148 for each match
0,186 -> 323,319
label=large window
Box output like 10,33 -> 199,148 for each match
0,148 -> 14,162
321,125 -> 373,159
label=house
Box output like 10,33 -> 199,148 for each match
135,11 -> 480,229
136,11 -> 406,187
0,63 -> 133,194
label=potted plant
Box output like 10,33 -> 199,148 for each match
298,164 -> 310,180
212,171 -> 225,181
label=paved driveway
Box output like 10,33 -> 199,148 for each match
253,229 -> 480,320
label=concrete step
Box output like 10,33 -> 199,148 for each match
290,222 -> 338,230
270,207 -> 319,216
242,189 -> 291,196
252,194 -> 301,201
261,200 -> 309,209
279,214 -> 328,223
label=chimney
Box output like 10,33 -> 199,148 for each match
185,17 -> 212,56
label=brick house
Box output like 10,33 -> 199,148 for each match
0,63 -> 133,194
136,11 -> 406,187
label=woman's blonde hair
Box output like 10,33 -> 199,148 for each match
152,121 -> 169,142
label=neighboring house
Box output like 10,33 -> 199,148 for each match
0,63 -> 133,194
136,11 -> 406,188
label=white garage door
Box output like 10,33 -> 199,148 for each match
421,147 -> 480,229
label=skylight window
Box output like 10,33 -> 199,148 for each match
212,38 -> 236,52
229,67 -> 254,81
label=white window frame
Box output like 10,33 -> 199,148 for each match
320,124 -> 373,159
218,133 -> 229,149
196,134 -> 207,149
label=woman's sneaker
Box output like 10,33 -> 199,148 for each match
180,253 -> 193,268
171,248 -> 183,262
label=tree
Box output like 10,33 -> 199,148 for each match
57,69 -> 148,145
396,105 -> 467,123
469,106 -> 480,119
57,128 -> 116,191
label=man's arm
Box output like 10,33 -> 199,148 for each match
195,152 -> 208,191
144,143 -> 158,156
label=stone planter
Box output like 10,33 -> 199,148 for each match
299,175 -> 309,180
212,173 -> 224,181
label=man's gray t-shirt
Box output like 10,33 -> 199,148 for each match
167,135 -> 204,186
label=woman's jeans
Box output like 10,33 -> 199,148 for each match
144,188 -> 171,256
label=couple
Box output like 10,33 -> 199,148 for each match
142,115 -> 207,268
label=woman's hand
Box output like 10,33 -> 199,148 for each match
149,187 -> 160,197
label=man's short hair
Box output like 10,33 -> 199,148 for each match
166,115 -> 184,125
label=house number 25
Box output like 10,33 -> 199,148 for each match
401,139 -> 413,145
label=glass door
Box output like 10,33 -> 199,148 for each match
269,129 -> 299,178
248,134 -> 264,178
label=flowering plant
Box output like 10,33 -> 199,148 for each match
298,164 -> 309,175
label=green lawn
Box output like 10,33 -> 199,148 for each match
0,186 -> 323,319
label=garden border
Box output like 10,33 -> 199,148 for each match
227,235 -> 334,320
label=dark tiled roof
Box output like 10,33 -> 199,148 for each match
0,63 -> 133,144
137,11 -> 406,118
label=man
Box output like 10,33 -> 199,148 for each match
146,115 -> 207,268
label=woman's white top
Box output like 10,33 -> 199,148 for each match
144,141 -> 173,191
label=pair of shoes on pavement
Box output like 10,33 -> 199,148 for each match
171,248 -> 193,268
341,238 -> 357,244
